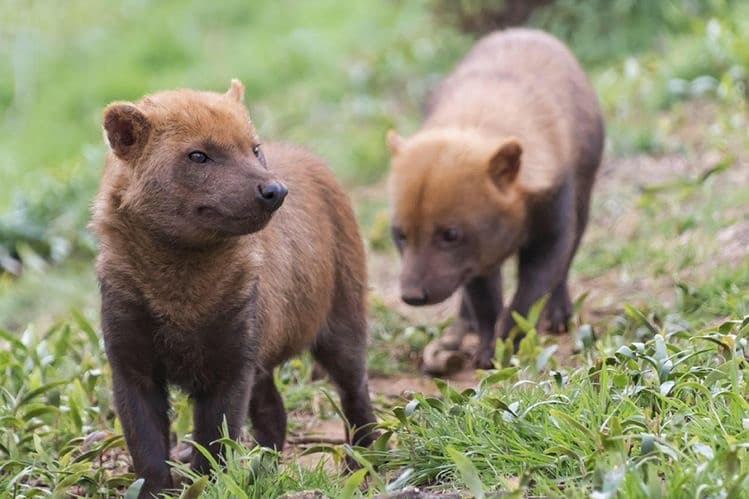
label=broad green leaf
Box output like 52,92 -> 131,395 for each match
340,468 -> 367,499
123,479 -> 144,499
479,367 -> 519,391
624,305 -> 659,335
527,295 -> 550,326
446,445 -> 485,499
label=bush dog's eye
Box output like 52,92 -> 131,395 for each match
441,227 -> 461,244
188,151 -> 208,163
391,227 -> 407,245
253,144 -> 266,167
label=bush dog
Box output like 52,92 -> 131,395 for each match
386,29 -> 604,369
92,80 -> 376,496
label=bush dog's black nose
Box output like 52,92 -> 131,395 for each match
257,181 -> 288,211
402,289 -> 428,306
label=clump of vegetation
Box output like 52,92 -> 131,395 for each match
368,294 -> 444,376
0,171 -> 98,275
431,0 -> 741,66
2,309 -> 747,497
430,0 -> 554,34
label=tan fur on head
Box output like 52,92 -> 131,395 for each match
94,85 -> 270,248
388,129 -> 527,222
388,127 -> 528,294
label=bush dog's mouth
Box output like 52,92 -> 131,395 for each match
402,267 -> 474,306
194,205 -> 274,236
196,206 -> 254,221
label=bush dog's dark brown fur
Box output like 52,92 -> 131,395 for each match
387,29 -> 604,368
92,80 -> 376,497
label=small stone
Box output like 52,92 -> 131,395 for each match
279,491 -> 327,499
374,486 -> 461,498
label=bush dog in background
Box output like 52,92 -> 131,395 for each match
92,80 -> 376,496
386,29 -> 604,369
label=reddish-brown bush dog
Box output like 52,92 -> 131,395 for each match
92,80 -> 376,497
387,29 -> 604,369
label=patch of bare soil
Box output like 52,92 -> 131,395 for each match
370,368 -> 477,396
286,417 -> 344,471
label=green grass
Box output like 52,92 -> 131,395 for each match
374,320 -> 749,497
2,301 -> 747,497
2,0 -> 749,497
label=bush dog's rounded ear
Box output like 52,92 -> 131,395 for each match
102,102 -> 150,162
386,129 -> 405,156
227,78 -> 245,102
488,138 -> 522,190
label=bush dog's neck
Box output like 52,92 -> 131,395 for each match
97,208 -> 262,330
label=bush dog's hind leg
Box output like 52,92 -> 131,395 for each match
249,369 -> 287,450
312,322 -> 377,449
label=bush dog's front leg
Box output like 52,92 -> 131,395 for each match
101,289 -> 172,497
438,295 -> 475,350
463,268 -> 502,368
110,367 -> 172,496
190,373 -> 253,474
496,178 -> 577,346
497,231 -> 574,346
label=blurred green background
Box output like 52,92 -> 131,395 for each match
2,0 -> 747,329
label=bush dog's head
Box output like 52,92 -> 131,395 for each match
102,79 -> 286,245
386,128 -> 527,306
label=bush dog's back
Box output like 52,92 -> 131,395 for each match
424,28 -> 602,193
387,29 -> 604,371
92,80 -> 375,497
